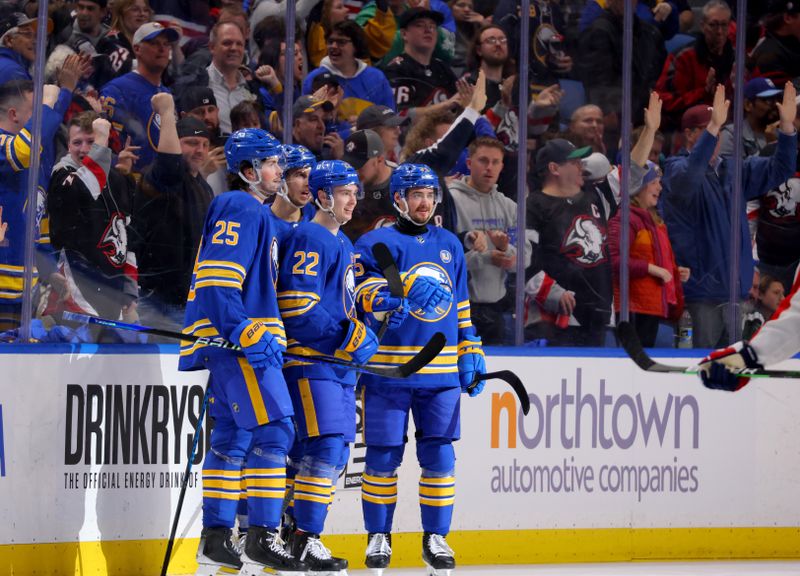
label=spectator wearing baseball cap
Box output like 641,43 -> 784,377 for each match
662,84 -> 799,348
302,20 -> 396,121
382,6 -> 459,119
178,86 -> 224,145
131,92 -> 214,333
371,2 -> 457,67
341,129 -> 397,242
748,0 -> 800,87
525,136 -> 612,347
0,11 -> 54,85
356,104 -> 409,162
99,21 -> 178,170
720,78 -> 782,158
292,95 -> 343,160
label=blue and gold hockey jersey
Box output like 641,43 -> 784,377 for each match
354,225 -> 475,388
277,221 -> 358,385
0,89 -> 71,305
179,191 -> 286,370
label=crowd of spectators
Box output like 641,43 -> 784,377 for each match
1,0 -> 799,349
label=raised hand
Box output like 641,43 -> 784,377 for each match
777,80 -> 798,134
706,84 -> 729,136
644,91 -> 663,132
469,69 -> 488,112
92,117 -> 111,147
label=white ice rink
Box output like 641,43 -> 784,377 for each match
345,562 -> 800,575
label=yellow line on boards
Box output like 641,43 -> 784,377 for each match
0,528 -> 798,575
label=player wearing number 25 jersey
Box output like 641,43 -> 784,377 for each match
179,128 -> 306,575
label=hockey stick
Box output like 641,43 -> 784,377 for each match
61,311 -> 445,379
616,321 -> 800,379
467,370 -> 531,414
370,241 -> 405,340
160,383 -> 209,576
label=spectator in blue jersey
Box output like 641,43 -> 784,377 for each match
100,21 -> 179,172
0,11 -> 53,85
303,20 -> 396,123
0,79 -> 73,332
661,84 -> 798,348
131,93 -> 213,335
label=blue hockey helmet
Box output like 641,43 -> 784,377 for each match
282,144 -> 317,173
224,128 -> 283,174
308,160 -> 363,203
390,163 -> 441,202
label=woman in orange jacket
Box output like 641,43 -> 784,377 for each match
609,161 -> 690,347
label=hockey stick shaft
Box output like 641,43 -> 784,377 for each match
371,241 -> 405,341
616,321 -> 800,379
62,312 -> 440,378
160,383 -> 209,576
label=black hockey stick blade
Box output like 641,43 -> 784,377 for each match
372,241 -> 404,297
616,321 -> 800,380
468,370 -> 530,415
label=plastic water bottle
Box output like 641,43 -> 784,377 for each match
676,310 -> 693,349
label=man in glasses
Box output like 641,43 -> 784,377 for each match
0,11 -> 53,85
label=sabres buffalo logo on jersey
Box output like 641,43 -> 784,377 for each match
270,236 -> 279,288
562,215 -> 606,266
766,178 -> 800,219
344,263 -> 357,320
98,212 -> 129,267
406,262 -> 453,322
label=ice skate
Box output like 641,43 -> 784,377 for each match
364,532 -> 392,576
240,525 -> 307,575
194,526 -> 243,576
279,511 -> 297,545
289,530 -> 349,576
422,532 -> 455,576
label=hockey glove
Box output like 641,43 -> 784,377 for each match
403,274 -> 453,314
340,319 -> 379,365
365,300 -> 410,332
231,319 -> 284,370
458,335 -> 486,396
362,287 -> 405,314
698,341 -> 761,392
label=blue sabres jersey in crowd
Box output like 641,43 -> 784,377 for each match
179,191 -> 286,370
0,89 -> 71,303
100,72 -> 170,171
277,221 -> 358,385
354,225 -> 475,389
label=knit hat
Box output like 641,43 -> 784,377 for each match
633,161 -> 661,196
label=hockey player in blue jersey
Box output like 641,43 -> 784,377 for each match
269,144 -> 318,239
276,159 -> 383,575
354,163 -> 487,576
179,128 -> 306,576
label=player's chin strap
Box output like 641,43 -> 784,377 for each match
277,181 -> 306,209
315,194 -> 350,226
239,158 -> 269,202
394,195 -> 437,226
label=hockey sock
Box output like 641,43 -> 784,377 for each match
418,438 -> 455,535
245,418 -> 294,529
293,435 -> 345,534
202,416 -> 251,528
362,445 -> 404,533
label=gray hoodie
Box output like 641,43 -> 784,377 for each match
449,177 -> 531,304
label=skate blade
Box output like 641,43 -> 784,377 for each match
240,559 -> 307,576
368,569 -> 385,576
194,564 -> 241,576
305,570 -> 348,576
424,564 -> 452,576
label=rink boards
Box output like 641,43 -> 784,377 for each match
0,346 -> 799,575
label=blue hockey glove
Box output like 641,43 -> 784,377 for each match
340,319 -> 379,365
231,319 -> 284,370
362,287 -> 405,314
698,341 -> 761,392
403,274 -> 453,314
458,335 -> 486,396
